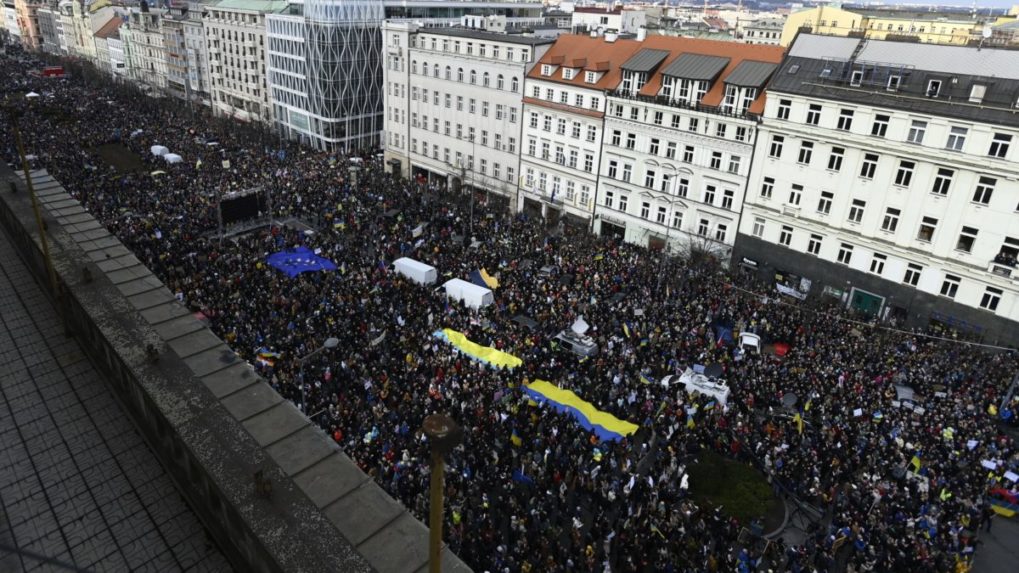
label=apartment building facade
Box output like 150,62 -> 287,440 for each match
382,23 -> 551,209
205,0 -> 285,122
518,33 -> 637,225
735,34 -> 1019,342
121,3 -> 167,91
597,37 -> 783,257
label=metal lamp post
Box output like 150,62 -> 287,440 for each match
422,414 -> 463,573
297,337 -> 339,413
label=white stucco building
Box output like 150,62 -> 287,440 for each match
596,37 -> 784,258
121,3 -> 167,92
735,34 -> 1019,342
205,0 -> 286,123
382,22 -> 551,210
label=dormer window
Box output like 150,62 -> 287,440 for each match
562,68 -> 574,80
540,64 -> 554,76
927,80 -> 942,97
887,75 -> 901,91
969,84 -> 986,104
621,71 -> 648,96
722,85 -> 738,114
585,71 -> 598,84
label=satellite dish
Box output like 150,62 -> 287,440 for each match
982,27 -> 993,39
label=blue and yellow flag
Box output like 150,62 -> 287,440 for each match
910,454 -> 922,473
480,268 -> 499,289
793,412 -> 803,435
523,380 -> 638,442
623,323 -> 631,338
639,372 -> 654,386
510,429 -> 522,447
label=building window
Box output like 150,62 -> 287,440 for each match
710,152 -> 722,169
989,133 -> 1011,158
698,219 -> 710,236
817,191 -> 833,215
806,104 -> 821,125
649,138 -> 660,155
827,147 -> 844,171
715,224 -> 728,242
672,211 -> 683,229
715,123 -> 727,138
940,274 -> 961,298
894,160 -> 915,187
675,178 -> 689,197
907,120 -> 927,144
797,141 -> 813,164
946,126 -> 967,151
683,145 -> 694,163
837,109 -> 854,131
644,170 -> 656,189
640,202 -> 650,219
927,79 -> 942,97
973,176 -> 996,205
735,126 -> 748,141
653,111 -> 663,125
585,71 -> 596,83
788,184 -> 802,206
917,216 -> 937,242
776,99 -> 791,120
869,114 -> 889,137
629,107 -> 639,121
769,135 -> 784,158
870,253 -> 886,275
848,199 -> 866,223
625,133 -> 636,150
753,217 -> 765,237
688,117 -> 699,132
728,156 -> 741,174
980,286 -> 1003,311
837,243 -> 853,265
881,208 -> 900,233
932,168 -> 954,196
760,177 -> 774,199
779,225 -> 793,246
807,234 -> 822,255
704,185 -> 716,205
860,153 -> 878,179
665,142 -> 677,159
622,164 -> 632,182
618,194 -> 628,212
722,189 -> 734,209
904,263 -> 923,286
558,119 -> 567,135
604,191 -> 614,209
586,126 -> 596,142
956,226 -> 978,253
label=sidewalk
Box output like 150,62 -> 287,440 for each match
0,227 -> 231,572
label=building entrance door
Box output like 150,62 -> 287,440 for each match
849,288 -> 884,318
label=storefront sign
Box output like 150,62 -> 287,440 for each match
776,283 -> 808,300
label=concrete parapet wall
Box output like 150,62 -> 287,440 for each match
0,164 -> 471,573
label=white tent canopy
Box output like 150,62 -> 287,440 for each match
163,153 -> 183,164
441,279 -> 493,309
26,92 -> 40,98
150,145 -> 169,156
393,257 -> 437,285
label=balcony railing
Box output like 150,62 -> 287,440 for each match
608,90 -> 761,123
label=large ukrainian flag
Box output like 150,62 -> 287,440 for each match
523,380 -> 638,442
433,329 -> 522,369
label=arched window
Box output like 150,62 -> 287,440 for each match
470,70 -> 477,84
457,68 -> 464,82
496,74 -> 504,89
510,77 -> 519,92
412,60 -> 418,74
482,72 -> 490,87
445,66 -> 451,80
433,64 -> 439,77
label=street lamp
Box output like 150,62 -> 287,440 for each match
422,414 -> 463,573
297,337 -> 339,413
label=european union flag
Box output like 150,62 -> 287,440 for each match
266,247 -> 337,277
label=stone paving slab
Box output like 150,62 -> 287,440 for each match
0,226 -> 231,573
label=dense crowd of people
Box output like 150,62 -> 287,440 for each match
3,47 -> 1018,573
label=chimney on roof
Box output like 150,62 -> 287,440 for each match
605,31 -> 618,43
636,27 -> 646,41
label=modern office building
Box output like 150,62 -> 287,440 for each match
382,21 -> 552,209
268,0 -> 543,152
735,34 -> 1019,341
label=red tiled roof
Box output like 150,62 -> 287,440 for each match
527,34 -> 786,115
94,17 -> 124,40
